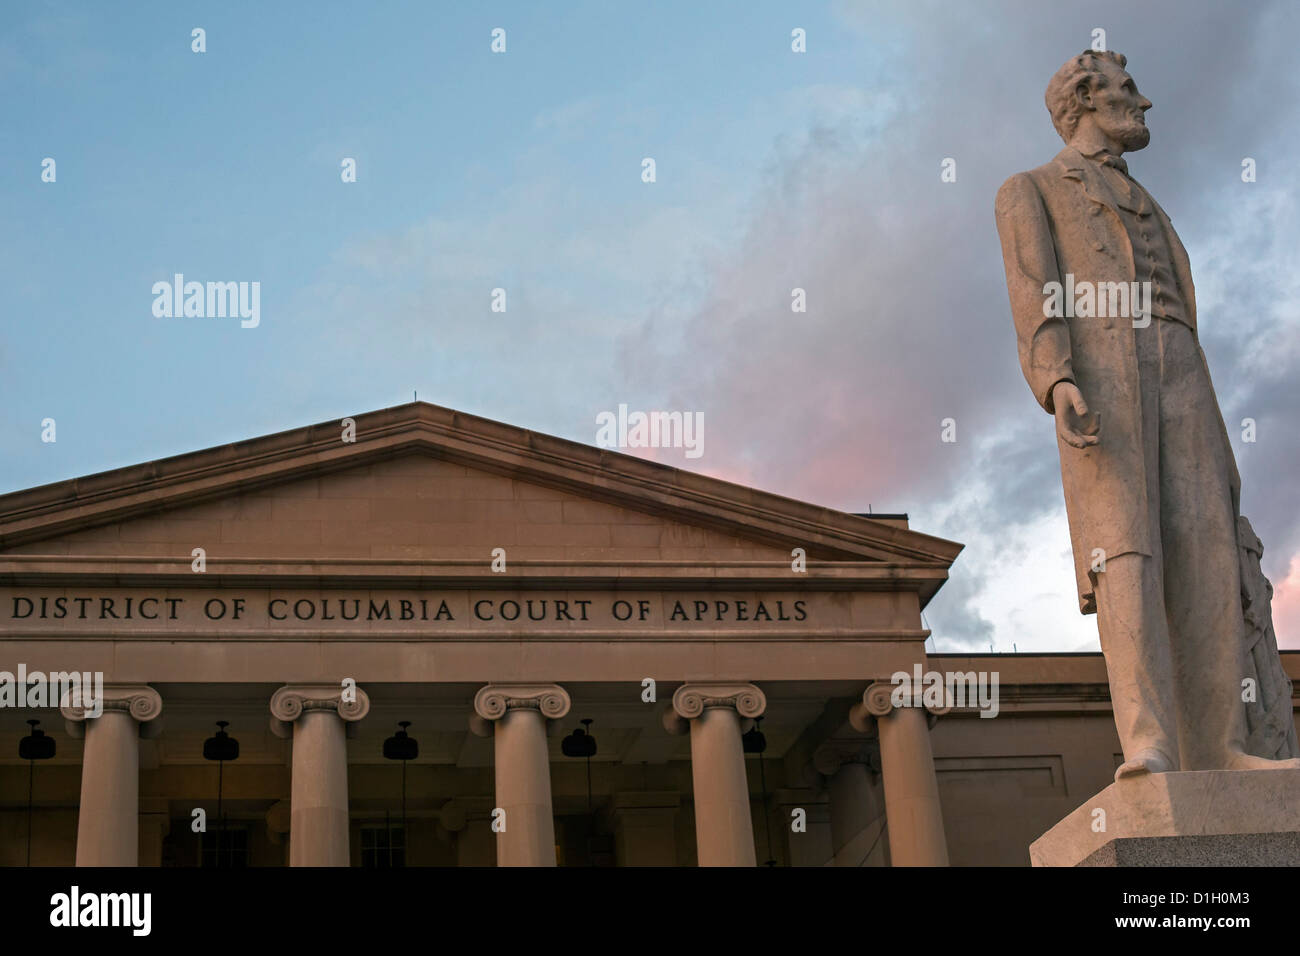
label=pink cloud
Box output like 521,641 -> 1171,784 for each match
1271,553 -> 1300,650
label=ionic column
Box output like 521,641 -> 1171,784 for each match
472,683 -> 570,867
851,682 -> 949,866
270,683 -> 370,867
666,682 -> 766,867
814,739 -> 886,866
62,684 -> 163,867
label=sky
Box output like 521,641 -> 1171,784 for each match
3,0 -> 1299,652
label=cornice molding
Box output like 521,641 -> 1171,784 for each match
0,554 -> 951,593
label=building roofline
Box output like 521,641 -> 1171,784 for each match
0,402 -> 964,603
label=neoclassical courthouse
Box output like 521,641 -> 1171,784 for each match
2,403 -> 1296,867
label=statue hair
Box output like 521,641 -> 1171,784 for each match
1046,50 -> 1128,142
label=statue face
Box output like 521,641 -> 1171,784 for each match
1082,61 -> 1153,152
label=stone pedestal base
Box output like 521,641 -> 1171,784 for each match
1031,769 -> 1300,867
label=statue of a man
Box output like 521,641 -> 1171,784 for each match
994,50 -> 1298,778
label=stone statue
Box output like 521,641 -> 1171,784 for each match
994,50 -> 1299,780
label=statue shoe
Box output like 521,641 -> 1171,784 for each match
1114,747 -> 1176,780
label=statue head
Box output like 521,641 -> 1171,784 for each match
1046,50 -> 1152,154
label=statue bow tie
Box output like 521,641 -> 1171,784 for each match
1090,151 -> 1130,176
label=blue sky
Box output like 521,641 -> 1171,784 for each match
2,0 -> 876,461
4,0 -> 1299,652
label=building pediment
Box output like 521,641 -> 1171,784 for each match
0,402 -> 961,601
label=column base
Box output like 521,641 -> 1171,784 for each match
1031,769 -> 1300,867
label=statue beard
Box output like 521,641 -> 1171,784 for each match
1114,118 -> 1151,152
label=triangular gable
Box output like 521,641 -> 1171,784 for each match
4,453 -> 809,563
0,402 -> 962,575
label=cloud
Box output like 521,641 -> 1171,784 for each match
270,0 -> 1299,653
1272,554 -> 1300,650
617,0 -> 1300,649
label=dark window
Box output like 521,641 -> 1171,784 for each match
200,827 -> 248,868
555,815 -> 615,867
361,824 -> 405,867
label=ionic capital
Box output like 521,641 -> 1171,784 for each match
812,738 -> 876,777
269,683 -> 370,738
850,681 -> 949,733
61,684 -> 162,738
473,683 -> 571,722
671,682 -> 766,721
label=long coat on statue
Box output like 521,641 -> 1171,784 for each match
993,145 -> 1241,614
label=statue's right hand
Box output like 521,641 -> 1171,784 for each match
1053,381 -> 1100,448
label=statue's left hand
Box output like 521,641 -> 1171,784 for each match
1053,381 -> 1101,449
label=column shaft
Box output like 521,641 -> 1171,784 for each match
472,684 -> 569,868
689,706 -> 756,866
289,709 -> 351,866
494,706 -> 557,866
270,684 -> 369,868
877,706 -> 948,866
75,710 -> 140,867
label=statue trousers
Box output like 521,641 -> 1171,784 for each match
1090,316 -> 1247,770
